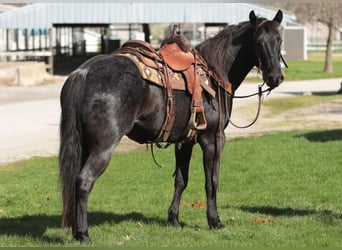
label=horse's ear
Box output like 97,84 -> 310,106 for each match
249,10 -> 257,25
273,10 -> 283,25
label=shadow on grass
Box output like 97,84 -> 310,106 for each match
295,129 -> 342,142
239,205 -> 342,220
311,91 -> 342,96
0,211 -> 166,244
279,91 -> 340,96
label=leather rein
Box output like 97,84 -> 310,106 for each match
227,82 -> 271,129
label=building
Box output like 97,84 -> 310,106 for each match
0,3 -> 301,74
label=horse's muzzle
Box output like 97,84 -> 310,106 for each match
265,73 -> 284,88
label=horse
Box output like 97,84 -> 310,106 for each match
59,10 -> 284,242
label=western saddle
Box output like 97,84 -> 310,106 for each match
113,26 -> 231,143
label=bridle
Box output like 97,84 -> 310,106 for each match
226,20 -> 288,129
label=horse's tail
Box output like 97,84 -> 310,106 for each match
59,69 -> 87,232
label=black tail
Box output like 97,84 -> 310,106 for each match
59,69 -> 87,233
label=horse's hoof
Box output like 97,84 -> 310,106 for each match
79,236 -> 92,244
168,221 -> 183,228
167,218 -> 183,228
209,221 -> 225,230
75,233 -> 92,244
216,221 -> 226,229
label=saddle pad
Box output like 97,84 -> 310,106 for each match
116,53 -> 215,97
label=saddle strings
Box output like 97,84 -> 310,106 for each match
149,143 -> 163,168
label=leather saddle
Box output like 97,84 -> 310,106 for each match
158,25 -> 194,71
159,43 -> 195,71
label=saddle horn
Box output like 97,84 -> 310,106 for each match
160,25 -> 191,53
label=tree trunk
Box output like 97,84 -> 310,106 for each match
324,20 -> 334,73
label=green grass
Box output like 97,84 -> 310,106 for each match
1,130 -> 342,247
284,51 -> 342,81
246,51 -> 342,82
284,60 -> 342,81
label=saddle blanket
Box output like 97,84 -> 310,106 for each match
116,53 -> 216,98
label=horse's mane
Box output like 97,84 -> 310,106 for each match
196,18 -> 266,83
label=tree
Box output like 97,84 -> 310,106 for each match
271,3 -> 342,73
311,3 -> 342,73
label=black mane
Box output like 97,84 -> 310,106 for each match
196,18 -> 267,90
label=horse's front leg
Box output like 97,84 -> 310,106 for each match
199,133 -> 225,229
167,143 -> 194,227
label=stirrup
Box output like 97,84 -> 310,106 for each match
188,106 -> 207,130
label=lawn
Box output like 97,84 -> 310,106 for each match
283,60 -> 342,81
285,51 -> 342,81
247,51 -> 342,82
0,129 -> 342,247
284,51 -> 342,81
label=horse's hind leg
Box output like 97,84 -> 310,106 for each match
74,145 -> 116,242
167,143 -> 193,227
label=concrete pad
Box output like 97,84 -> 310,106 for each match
0,62 -> 52,86
0,99 -> 60,164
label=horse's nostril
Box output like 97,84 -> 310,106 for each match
267,76 -> 276,85
267,74 -> 283,86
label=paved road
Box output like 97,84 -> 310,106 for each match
0,78 -> 341,165
0,83 -> 62,164
235,77 -> 342,98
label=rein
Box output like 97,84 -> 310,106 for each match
227,82 -> 271,129
233,83 -> 273,99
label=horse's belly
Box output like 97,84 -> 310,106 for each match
126,125 -> 161,144
125,89 -> 192,144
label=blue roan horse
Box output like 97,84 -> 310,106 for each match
59,10 -> 284,242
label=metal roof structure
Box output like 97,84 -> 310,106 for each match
0,3 -> 297,29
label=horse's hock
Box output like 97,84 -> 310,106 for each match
0,62 -> 51,86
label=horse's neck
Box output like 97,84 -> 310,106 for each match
198,26 -> 256,92
228,45 -> 255,91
